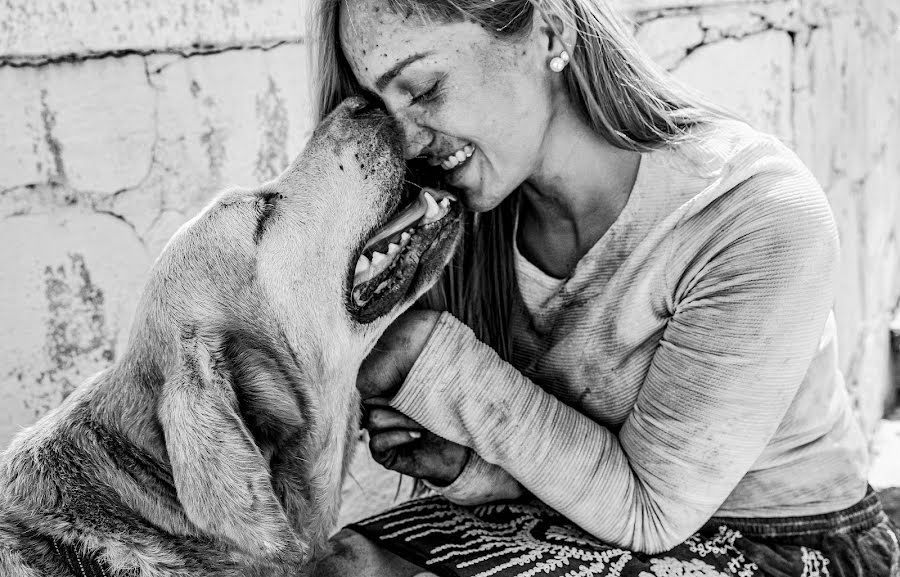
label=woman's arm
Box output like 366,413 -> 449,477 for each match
391,173 -> 839,553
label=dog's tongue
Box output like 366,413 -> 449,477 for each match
363,188 -> 455,252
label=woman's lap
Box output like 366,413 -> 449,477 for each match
345,490 -> 900,577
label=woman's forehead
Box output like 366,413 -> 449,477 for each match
339,0 -> 498,85
339,0 -> 428,50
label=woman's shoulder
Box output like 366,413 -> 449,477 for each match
656,119 -> 812,184
648,119 -> 829,230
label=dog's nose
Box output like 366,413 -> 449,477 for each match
346,96 -> 386,118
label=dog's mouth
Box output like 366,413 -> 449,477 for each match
348,178 -> 461,323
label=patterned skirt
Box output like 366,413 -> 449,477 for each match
348,488 -> 900,577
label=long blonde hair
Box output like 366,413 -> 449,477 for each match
311,0 -> 724,360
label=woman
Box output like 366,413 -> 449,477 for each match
312,0 -> 900,575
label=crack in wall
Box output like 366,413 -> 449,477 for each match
1,183 -> 149,250
0,38 -> 302,69
633,0 -> 793,24
671,10 -> 815,69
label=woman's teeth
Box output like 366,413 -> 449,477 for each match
440,144 -> 475,171
353,192 -> 453,288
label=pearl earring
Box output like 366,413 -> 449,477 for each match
549,50 -> 570,72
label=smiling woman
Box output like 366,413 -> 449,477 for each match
310,1 -> 900,576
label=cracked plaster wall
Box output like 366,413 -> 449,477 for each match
0,3 -> 314,438
0,0 -> 898,522
633,0 -> 900,439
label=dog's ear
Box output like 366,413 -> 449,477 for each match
158,329 -> 307,564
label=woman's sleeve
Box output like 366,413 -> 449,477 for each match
391,169 -> 839,553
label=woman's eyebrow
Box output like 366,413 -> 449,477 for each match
375,51 -> 433,91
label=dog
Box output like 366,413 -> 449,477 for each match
0,97 -> 461,577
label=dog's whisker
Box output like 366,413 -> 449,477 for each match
402,179 -> 424,191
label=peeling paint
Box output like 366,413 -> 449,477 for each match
200,121 -> 227,180
39,89 -> 66,184
254,77 -> 289,182
29,253 -> 115,416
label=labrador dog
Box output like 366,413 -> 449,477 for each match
0,97 -> 461,577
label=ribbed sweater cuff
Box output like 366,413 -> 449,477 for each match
390,312 -> 578,472
390,311 -> 484,448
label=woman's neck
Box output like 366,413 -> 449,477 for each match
517,109 -> 641,276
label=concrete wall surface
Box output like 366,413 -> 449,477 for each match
1,0 -> 898,527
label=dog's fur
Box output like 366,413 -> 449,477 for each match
0,98 -> 459,577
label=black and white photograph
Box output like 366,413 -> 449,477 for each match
1,1 -> 898,575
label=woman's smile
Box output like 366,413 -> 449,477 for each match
437,143 -> 476,171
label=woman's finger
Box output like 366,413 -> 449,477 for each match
364,407 -> 423,432
369,429 -> 421,454
362,396 -> 392,407
356,352 -> 404,399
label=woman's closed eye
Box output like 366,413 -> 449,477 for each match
411,79 -> 444,106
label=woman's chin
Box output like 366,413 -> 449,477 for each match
446,174 -> 509,213
456,191 -> 509,214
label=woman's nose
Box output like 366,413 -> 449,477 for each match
394,112 -> 433,160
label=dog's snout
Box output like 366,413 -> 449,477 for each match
313,97 -> 404,170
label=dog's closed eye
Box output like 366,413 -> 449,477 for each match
255,192 -> 282,243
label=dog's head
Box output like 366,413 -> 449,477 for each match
124,97 -> 461,567
153,96 -> 461,352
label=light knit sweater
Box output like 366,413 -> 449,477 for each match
390,119 -> 869,554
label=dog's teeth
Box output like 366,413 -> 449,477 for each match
439,198 -> 450,209
454,150 -> 467,163
387,243 -> 400,256
463,144 -> 474,157
401,232 -> 411,243
423,191 -> 440,219
355,255 -> 370,275
371,251 -> 388,266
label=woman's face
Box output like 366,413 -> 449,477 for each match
339,0 -> 556,212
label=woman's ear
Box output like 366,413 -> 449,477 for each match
158,329 -> 307,565
538,9 -> 577,61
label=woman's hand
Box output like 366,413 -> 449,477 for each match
363,397 -> 469,486
357,309 -> 441,401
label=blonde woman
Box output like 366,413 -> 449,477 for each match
312,1 -> 900,575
